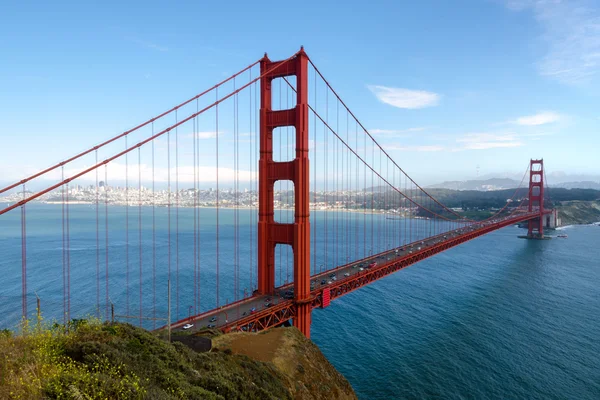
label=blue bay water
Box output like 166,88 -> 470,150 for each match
311,222 -> 600,399
1,204 -> 599,398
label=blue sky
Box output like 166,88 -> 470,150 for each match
1,0 -> 599,186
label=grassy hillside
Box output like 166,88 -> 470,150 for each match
0,320 -> 355,399
423,187 -> 600,210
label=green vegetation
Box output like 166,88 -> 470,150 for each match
1,318 -> 356,400
315,187 -> 600,222
0,319 -> 292,399
417,188 -> 600,222
423,187 -> 600,210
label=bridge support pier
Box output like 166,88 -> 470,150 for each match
258,48 -> 312,337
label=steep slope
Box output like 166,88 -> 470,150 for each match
212,327 -> 357,400
0,321 -> 356,399
556,200 -> 600,225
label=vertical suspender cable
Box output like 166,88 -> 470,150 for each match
335,99 -> 338,268
216,86 -> 220,308
21,184 -> 27,320
236,79 -> 240,306
175,109 -> 180,320
234,77 -> 238,302
249,70 -> 253,296
152,123 -> 156,328
167,129 -> 171,317
138,147 -> 143,327
355,121 -> 358,261
379,148 -> 382,252
105,165 -> 109,321
313,68 -> 317,275
125,136 -> 129,316
61,167 -> 66,324
363,128 -> 366,259
408,178 -> 412,243
325,88 -> 328,272
393,164 -> 396,248
236,80 -> 240,306
406,173 -> 409,245
95,151 -> 100,318
193,102 -> 197,314
66,179 -> 71,322
196,100 -> 201,312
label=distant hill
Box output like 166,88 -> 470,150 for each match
427,178 -> 520,191
551,181 -> 600,190
428,178 -> 600,191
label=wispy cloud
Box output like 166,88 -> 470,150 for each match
385,132 -> 523,152
369,127 -> 428,137
523,131 -> 554,138
504,0 -> 600,84
49,162 -> 248,184
514,111 -> 561,126
128,37 -> 169,52
367,86 -> 440,109
384,145 -> 445,152
455,133 -> 523,150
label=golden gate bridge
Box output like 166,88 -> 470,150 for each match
0,48 -> 552,337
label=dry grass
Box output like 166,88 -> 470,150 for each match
213,327 -> 357,400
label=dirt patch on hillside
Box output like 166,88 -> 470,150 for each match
213,327 -> 357,400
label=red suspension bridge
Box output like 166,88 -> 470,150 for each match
0,48 -> 553,338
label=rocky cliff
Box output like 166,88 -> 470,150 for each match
556,200 -> 600,226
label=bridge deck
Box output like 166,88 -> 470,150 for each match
168,212 -> 540,334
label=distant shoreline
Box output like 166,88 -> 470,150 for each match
11,201 -> 415,217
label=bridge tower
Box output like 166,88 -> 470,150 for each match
258,48 -> 312,337
527,159 -> 545,238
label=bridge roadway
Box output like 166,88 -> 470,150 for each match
169,212 -> 540,334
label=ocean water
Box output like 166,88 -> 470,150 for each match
311,223 -> 600,399
1,204 -> 599,398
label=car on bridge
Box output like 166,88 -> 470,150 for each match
367,261 -> 377,269
183,323 -> 193,330
209,316 -> 217,322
